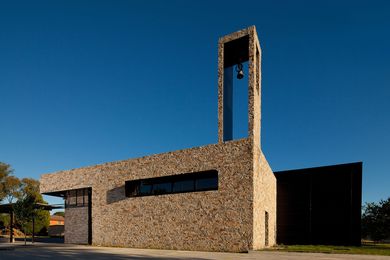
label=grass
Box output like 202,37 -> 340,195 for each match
267,242 -> 390,256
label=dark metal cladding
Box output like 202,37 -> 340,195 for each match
274,162 -> 362,246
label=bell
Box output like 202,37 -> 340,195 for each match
237,69 -> 244,79
236,63 -> 244,79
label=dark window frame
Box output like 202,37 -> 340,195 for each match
125,170 -> 218,198
65,188 -> 90,208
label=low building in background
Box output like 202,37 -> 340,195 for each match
50,215 -> 64,226
48,215 -> 65,237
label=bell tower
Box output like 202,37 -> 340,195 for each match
218,26 -> 261,148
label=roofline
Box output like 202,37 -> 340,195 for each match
40,138 -> 249,178
274,161 -> 362,174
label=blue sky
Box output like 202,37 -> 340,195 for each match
0,0 -> 389,208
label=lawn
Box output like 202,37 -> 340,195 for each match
268,242 -> 390,256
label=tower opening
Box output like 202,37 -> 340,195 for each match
223,35 -> 250,141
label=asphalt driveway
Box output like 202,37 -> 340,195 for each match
0,243 -> 389,260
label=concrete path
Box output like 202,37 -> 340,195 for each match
0,242 -> 389,259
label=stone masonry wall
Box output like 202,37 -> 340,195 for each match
253,149 -> 277,249
41,139 -> 254,252
65,206 -> 89,244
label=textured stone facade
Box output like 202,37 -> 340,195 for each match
40,26 -> 276,252
64,206 -> 89,244
42,140 -> 255,251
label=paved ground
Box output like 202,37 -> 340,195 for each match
1,242 -> 390,259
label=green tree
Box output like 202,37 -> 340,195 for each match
20,208 -> 50,236
18,178 -> 50,235
0,162 -> 13,202
4,177 -> 51,237
13,195 -> 35,245
0,213 -> 10,228
362,197 -> 390,242
2,176 -> 21,203
20,178 -> 41,200
54,211 -> 65,217
0,162 -> 13,180
0,165 -> 50,237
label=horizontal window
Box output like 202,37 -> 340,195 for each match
125,170 -> 218,197
173,179 -> 194,193
65,188 -> 90,208
196,175 -> 218,191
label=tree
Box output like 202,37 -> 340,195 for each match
2,176 -> 21,203
54,211 -> 65,217
20,178 -> 40,200
0,162 -> 13,180
0,162 -> 13,202
362,197 -> 390,242
0,213 -> 10,228
4,176 -> 51,238
13,195 -> 35,245
17,178 -> 50,236
0,165 -> 50,238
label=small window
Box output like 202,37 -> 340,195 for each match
76,190 -> 84,207
65,191 -> 69,206
68,190 -> 76,206
83,190 -> 89,206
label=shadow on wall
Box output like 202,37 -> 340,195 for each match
106,185 -> 127,204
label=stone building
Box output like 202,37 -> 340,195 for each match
40,26 -> 277,252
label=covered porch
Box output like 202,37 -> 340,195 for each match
0,202 -> 63,243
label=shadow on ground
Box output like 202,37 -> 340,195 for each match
15,237 -> 64,243
0,246 -> 210,260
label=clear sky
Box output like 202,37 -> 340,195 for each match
0,0 -> 389,208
